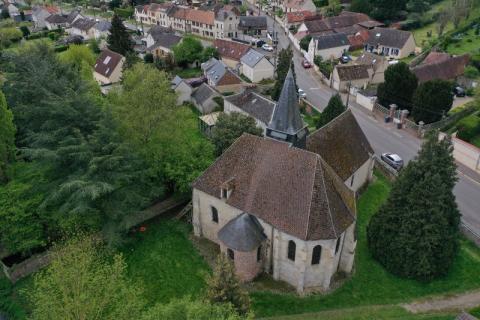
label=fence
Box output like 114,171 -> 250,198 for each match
461,222 -> 480,247
439,133 -> 480,174
373,156 -> 398,181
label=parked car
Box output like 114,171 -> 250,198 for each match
453,86 -> 466,97
262,44 -> 274,52
340,55 -> 351,64
255,40 -> 266,47
298,88 -> 307,98
302,60 -> 312,68
381,153 -> 404,171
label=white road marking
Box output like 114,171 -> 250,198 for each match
392,131 -> 403,138
309,87 -> 320,90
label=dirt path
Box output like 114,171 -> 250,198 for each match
402,289 -> 480,314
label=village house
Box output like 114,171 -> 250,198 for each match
285,10 -> 314,30
307,109 -> 375,192
93,21 -> 111,39
213,39 -> 251,69
307,33 -> 350,62
284,0 -> 316,13
411,52 -> 470,84
331,64 -> 371,92
145,26 -> 182,58
93,49 -> 125,86
32,5 -> 59,29
192,70 -> 365,293
171,75 -> 193,105
45,10 -> 84,30
364,27 -> 415,59
238,16 -> 268,37
199,112 -> 222,137
191,83 -> 222,114
201,58 -> 244,93
214,5 -> 240,39
224,90 -> 275,133
240,49 -> 274,83
68,18 -> 97,40
354,52 -> 389,84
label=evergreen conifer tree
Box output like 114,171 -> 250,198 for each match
271,47 -> 295,101
107,14 -> 133,56
367,132 -> 460,281
205,253 -> 250,316
315,94 -> 346,128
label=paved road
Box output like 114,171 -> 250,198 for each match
263,10 -> 480,234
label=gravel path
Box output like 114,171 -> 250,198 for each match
402,290 -> 480,313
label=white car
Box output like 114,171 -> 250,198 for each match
298,88 -> 306,98
262,44 -> 274,52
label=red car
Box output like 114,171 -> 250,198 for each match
302,60 -> 312,68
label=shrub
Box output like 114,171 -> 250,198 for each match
465,66 -> 480,79
54,45 -> 69,53
456,114 -> 480,142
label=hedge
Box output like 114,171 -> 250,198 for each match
457,113 -> 480,142
114,7 -> 134,19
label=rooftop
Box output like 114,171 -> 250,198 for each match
314,32 -> 350,50
214,39 -> 251,62
240,49 -> 269,68
225,90 -> 275,125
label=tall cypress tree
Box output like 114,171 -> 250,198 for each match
271,47 -> 295,101
0,90 -> 16,183
315,94 -> 346,128
367,132 -> 460,281
107,14 -> 133,56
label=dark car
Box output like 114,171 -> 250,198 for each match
381,153 -> 404,171
340,55 -> 351,64
453,86 -> 466,97
255,40 -> 266,47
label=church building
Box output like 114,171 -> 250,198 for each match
192,69 -> 373,293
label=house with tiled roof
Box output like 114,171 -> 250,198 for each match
224,90 -> 275,132
238,16 -> 268,37
93,49 -> 125,86
214,5 -> 240,39
306,33 -> 350,62
145,25 -> 182,58
240,49 -> 274,83
332,64 -> 372,92
191,83 -> 221,114
411,53 -> 469,83
284,0 -> 316,13
201,57 -> 244,92
192,69 -> 370,292
32,5 -> 59,28
171,75 -> 193,105
213,39 -> 251,68
364,27 -> 415,59
285,10 -> 314,29
354,52 -> 389,83
68,18 -> 97,40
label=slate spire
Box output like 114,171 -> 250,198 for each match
266,67 -> 308,148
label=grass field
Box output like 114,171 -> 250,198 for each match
251,175 -> 480,318
175,67 -> 203,79
447,28 -> 480,56
120,219 -> 210,306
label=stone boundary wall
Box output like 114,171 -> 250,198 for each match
1,251 -> 51,283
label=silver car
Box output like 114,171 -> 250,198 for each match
381,153 -> 404,170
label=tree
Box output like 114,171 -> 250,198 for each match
412,79 -> 453,124
370,0 -> 407,20
299,35 -> 311,51
211,112 -> 263,156
29,235 -> 145,320
205,254 -> 251,316
315,94 -> 346,128
452,0 -> 472,28
59,44 -> 96,78
202,46 -> 219,62
436,8 -> 451,36
142,298 -> 250,320
407,0 -> 430,14
20,25 -> 30,37
271,46 -> 295,101
377,62 -> 418,112
350,0 -> 373,14
0,90 -> 15,183
172,36 -> 203,67
110,63 -> 176,148
107,14 -> 132,55
367,132 -> 460,282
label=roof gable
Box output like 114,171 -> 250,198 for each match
335,64 -> 370,81
225,90 -> 275,124
366,27 -> 412,48
412,54 -> 469,83
240,48 -> 268,68
307,109 -> 374,180
315,33 -> 350,50
214,39 -> 250,61
94,49 -> 124,78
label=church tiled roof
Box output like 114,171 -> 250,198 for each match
192,134 -> 356,241
307,109 -> 374,180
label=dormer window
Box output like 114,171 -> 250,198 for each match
220,178 -> 235,199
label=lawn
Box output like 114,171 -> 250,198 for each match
251,174 -> 480,318
447,28 -> 480,56
120,219 -> 210,306
175,67 -> 203,79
